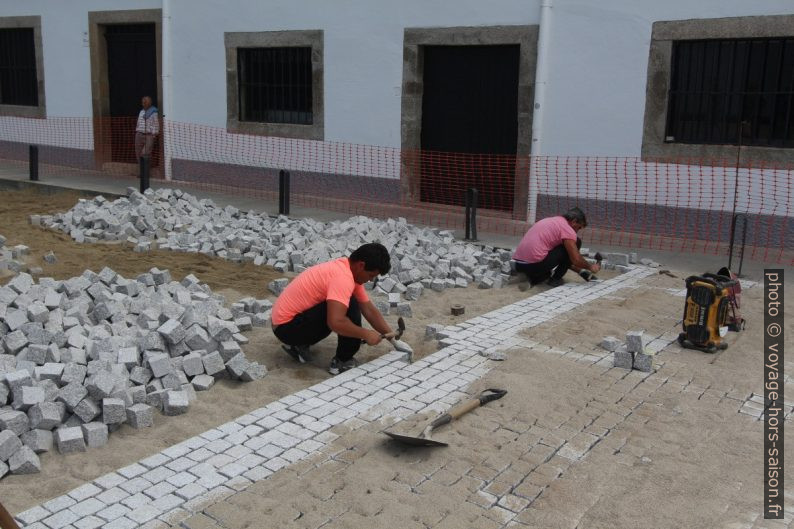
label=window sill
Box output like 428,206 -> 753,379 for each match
227,119 -> 323,141
642,141 -> 794,167
0,104 -> 45,119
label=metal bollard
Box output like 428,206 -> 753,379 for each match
464,189 -> 471,240
464,187 -> 478,241
29,145 -> 38,181
469,187 -> 478,241
279,169 -> 291,215
139,156 -> 150,193
727,213 -> 748,277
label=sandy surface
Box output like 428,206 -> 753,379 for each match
0,187 -> 608,513
177,272 -> 794,529
5,187 -> 785,527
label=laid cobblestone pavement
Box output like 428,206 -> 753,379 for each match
15,267 -> 792,529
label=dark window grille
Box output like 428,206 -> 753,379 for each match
666,38 -> 794,148
238,47 -> 312,125
0,27 -> 38,106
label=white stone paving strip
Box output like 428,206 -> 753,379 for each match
15,267 -> 656,528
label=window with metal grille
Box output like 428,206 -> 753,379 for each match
666,38 -> 794,148
238,47 -> 312,125
0,27 -> 38,106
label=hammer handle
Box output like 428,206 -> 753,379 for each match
361,330 -> 399,344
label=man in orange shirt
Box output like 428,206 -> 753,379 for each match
271,243 -> 394,375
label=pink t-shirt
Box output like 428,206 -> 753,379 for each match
513,216 -> 577,264
271,257 -> 370,325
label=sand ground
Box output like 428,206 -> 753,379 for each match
169,273 -> 793,529
1,187 -> 790,528
1,187 -> 603,514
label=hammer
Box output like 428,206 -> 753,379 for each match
364,316 -> 414,362
580,252 -> 602,282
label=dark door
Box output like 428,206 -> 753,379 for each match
105,24 -> 157,164
420,45 -> 519,212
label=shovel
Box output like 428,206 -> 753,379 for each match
383,388 -> 507,446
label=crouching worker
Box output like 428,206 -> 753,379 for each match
512,207 -> 600,288
271,242 -> 394,375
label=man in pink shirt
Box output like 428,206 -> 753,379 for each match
271,243 -> 394,375
513,207 -> 600,288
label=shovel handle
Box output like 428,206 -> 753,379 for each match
430,388 -> 507,429
0,501 -> 20,529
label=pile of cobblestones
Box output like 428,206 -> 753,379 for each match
601,330 -> 655,372
40,188 -> 518,316
0,268 -> 267,478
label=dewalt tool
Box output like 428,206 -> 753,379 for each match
677,273 -> 737,353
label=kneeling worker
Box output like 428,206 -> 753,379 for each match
513,207 -> 600,288
271,242 -> 394,375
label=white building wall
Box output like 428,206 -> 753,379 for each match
162,0 -> 537,180
539,0 -> 794,157
168,0 -> 538,147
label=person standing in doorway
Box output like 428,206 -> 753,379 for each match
134,95 -> 159,160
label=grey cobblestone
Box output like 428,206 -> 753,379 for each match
14,505 -> 50,526
117,463 -> 146,479
69,497 -> 104,518
95,488 -> 129,506
42,508 -> 79,528
72,515 -> 104,529
121,492 -> 150,510
67,482 -> 102,502
96,503 -> 131,522
119,476 -> 153,495
94,472 -> 126,490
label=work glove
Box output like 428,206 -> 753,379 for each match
579,269 -> 597,282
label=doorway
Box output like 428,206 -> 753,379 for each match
420,45 -> 519,212
105,23 -> 157,164
88,9 -> 162,171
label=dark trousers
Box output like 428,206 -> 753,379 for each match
273,298 -> 362,361
515,238 -> 581,285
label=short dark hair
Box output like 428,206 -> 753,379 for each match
350,243 -> 391,275
562,207 -> 587,227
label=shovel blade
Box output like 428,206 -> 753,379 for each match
383,430 -> 448,447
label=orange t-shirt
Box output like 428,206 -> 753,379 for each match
271,257 -> 370,325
